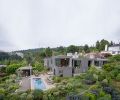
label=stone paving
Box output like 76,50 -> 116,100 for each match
18,77 -> 31,92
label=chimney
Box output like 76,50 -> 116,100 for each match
105,44 -> 108,51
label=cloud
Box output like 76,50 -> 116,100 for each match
0,0 -> 120,51
0,25 -> 18,51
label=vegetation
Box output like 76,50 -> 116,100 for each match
84,44 -> 90,53
45,47 -> 52,57
67,45 -> 79,53
96,39 -> 110,51
0,58 -> 120,100
12,39 -> 112,56
0,52 -> 22,65
6,64 -> 22,74
0,39 -> 120,100
102,54 -> 120,94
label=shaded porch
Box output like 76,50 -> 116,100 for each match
17,66 -> 32,77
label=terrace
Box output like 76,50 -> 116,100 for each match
55,58 -> 70,67
16,71 -> 55,92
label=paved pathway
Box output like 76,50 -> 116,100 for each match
18,77 -> 31,91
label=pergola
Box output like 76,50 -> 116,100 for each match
17,66 -> 32,77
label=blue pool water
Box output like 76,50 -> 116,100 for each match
33,78 -> 46,90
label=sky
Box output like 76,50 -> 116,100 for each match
0,0 -> 120,51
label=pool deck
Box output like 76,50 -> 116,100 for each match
40,74 -> 55,90
17,77 -> 31,92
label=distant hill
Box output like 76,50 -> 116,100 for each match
0,51 -> 22,62
15,48 -> 46,54
0,51 -> 10,60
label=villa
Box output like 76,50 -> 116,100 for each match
44,54 -> 108,77
16,53 -> 108,92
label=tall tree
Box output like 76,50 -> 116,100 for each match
99,39 -> 109,51
24,52 -> 33,65
95,39 -> 110,51
45,47 -> 52,57
57,46 -> 65,54
96,41 -> 100,51
84,44 -> 90,53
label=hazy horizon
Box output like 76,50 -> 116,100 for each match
0,0 -> 120,52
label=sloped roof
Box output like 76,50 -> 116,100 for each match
18,66 -> 32,70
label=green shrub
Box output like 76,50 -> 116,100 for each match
103,64 -> 114,72
0,88 -> 5,94
6,64 -> 22,74
9,93 -> 20,100
20,93 -> 27,100
89,85 -> 98,91
34,62 -> 44,72
74,75 -> 83,79
97,94 -> 111,100
98,72 -> 106,81
66,83 -> 74,90
109,54 -> 120,63
8,84 -> 19,92
93,74 -> 98,80
0,76 -> 9,82
6,79 -> 14,84
85,74 -> 96,81
26,94 -> 34,100
85,92 -> 96,100
116,74 -> 120,81
99,90 -> 106,97
53,76 -> 61,83
102,79 -> 108,84
32,90 -> 43,100
88,66 -> 99,74
10,74 -> 17,79
0,67 -> 6,73
74,82 -> 82,88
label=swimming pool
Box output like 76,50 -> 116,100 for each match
32,78 -> 46,90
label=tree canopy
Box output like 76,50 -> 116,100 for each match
84,44 -> 90,53
67,45 -> 79,53
45,47 -> 52,57
95,39 -> 110,51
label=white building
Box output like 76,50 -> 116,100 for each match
102,44 -> 120,55
67,52 -> 80,58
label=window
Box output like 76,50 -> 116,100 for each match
74,60 -> 81,68
55,58 -> 61,66
94,61 -> 99,66
55,58 -> 69,67
61,58 -> 69,66
59,70 -> 63,73
88,60 -> 92,67
103,61 -> 107,65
